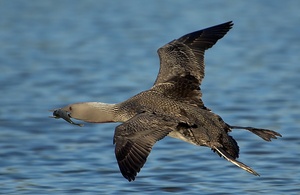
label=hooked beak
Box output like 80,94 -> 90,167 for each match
49,109 -> 84,127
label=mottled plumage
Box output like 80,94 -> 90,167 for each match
52,21 -> 281,182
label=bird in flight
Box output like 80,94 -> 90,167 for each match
51,21 -> 281,182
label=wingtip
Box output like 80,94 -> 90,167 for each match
219,21 -> 234,31
224,21 -> 234,29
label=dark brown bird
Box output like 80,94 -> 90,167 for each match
52,21 -> 281,181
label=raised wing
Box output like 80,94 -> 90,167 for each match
154,21 -> 233,86
151,74 -> 207,108
113,113 -> 177,181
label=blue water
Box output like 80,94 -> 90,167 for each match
0,1 -> 299,194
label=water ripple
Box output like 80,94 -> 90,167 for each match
0,1 -> 299,194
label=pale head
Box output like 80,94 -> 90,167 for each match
61,102 -> 118,123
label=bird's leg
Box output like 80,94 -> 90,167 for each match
214,147 -> 259,176
229,125 -> 282,141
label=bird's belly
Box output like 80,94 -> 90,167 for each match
168,130 -> 198,146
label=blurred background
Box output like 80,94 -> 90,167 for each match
0,0 -> 299,194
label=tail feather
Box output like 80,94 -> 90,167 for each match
226,135 -> 239,158
211,133 -> 239,159
229,125 -> 282,141
214,147 -> 260,176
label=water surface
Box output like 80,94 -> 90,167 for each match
0,1 -> 299,194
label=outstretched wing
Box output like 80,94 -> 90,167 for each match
154,21 -> 233,86
113,113 -> 177,181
